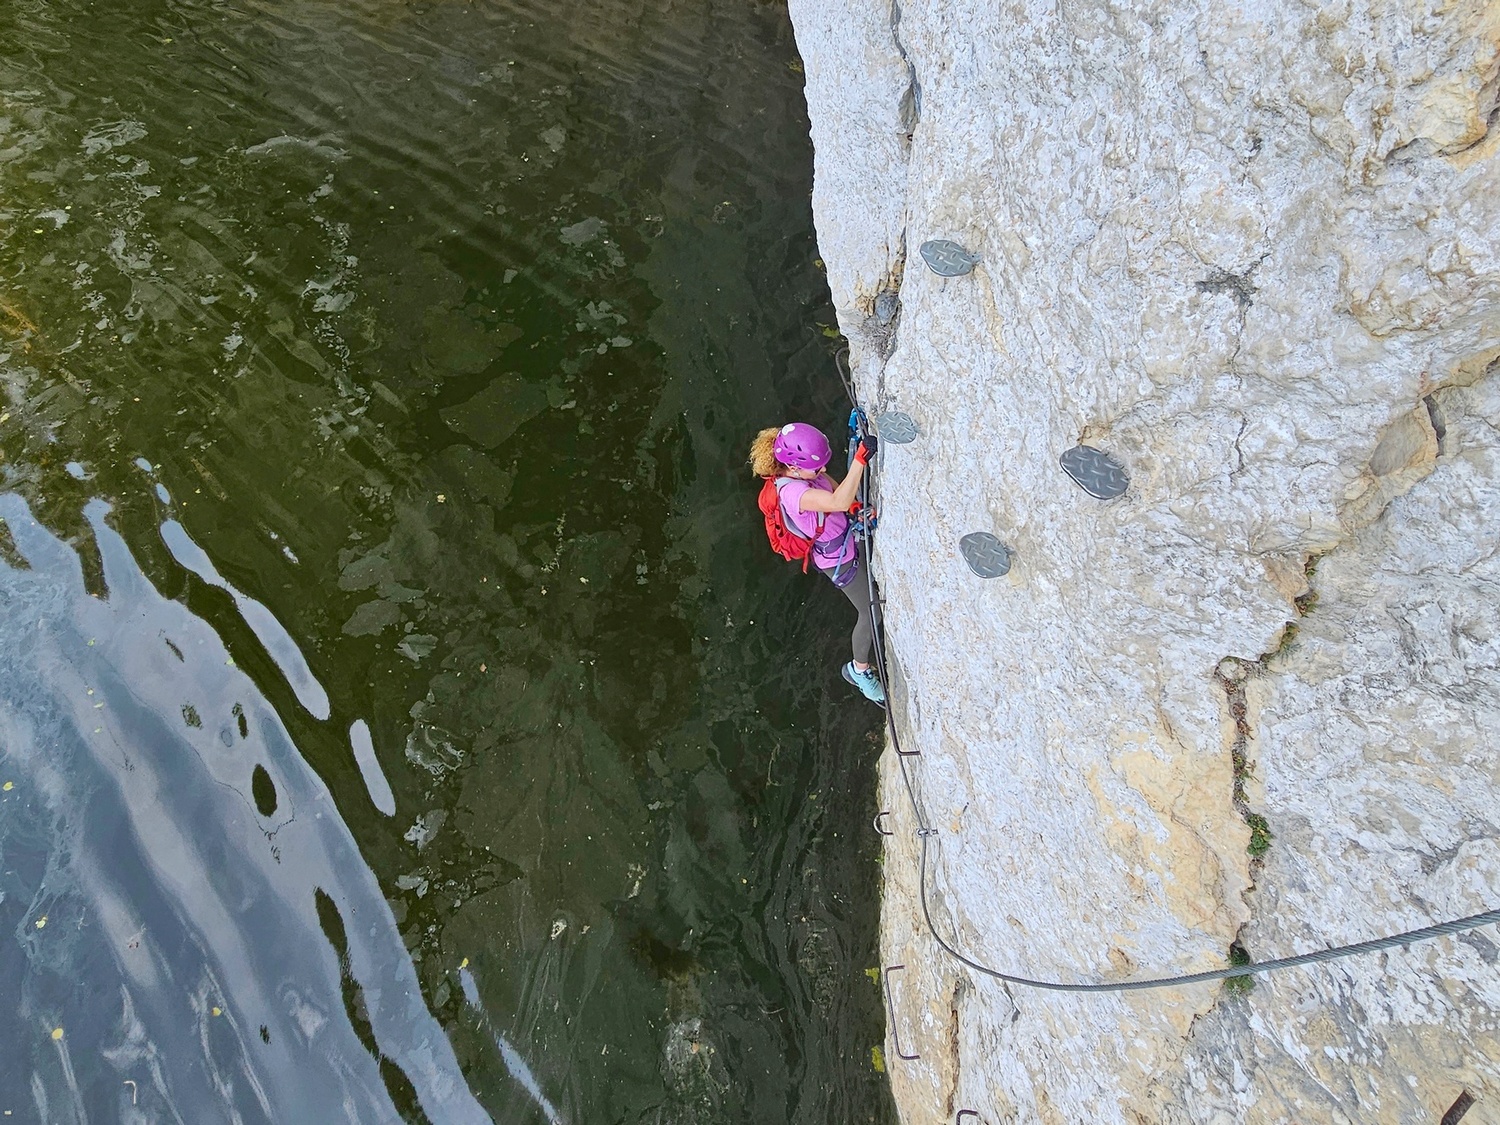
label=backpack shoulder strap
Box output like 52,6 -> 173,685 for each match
774,477 -> 824,537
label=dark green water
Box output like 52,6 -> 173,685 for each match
0,1 -> 894,1121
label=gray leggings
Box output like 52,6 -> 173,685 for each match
820,542 -> 877,666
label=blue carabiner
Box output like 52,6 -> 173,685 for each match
848,407 -> 869,441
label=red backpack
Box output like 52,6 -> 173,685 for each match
757,478 -> 822,571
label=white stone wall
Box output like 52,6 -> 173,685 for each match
787,0 -> 1500,1121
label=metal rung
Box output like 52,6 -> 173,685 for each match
884,964 -> 921,1060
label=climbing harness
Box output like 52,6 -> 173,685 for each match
832,347 -> 1500,992
821,512 -> 859,588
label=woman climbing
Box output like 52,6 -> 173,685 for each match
749,422 -> 884,706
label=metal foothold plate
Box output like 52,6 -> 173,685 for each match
919,239 -> 979,277
1060,445 -> 1129,499
959,533 -> 1012,578
874,411 -> 919,444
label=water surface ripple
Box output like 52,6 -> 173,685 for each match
0,0 -> 894,1122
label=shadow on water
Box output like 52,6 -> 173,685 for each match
0,0 -> 896,1122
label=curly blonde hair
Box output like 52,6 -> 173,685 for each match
748,427 -> 785,478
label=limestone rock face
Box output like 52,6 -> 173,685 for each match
786,0 -> 1500,1121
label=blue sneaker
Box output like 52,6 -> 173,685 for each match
842,662 -> 886,706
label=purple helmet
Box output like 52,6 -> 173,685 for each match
772,422 -> 831,470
